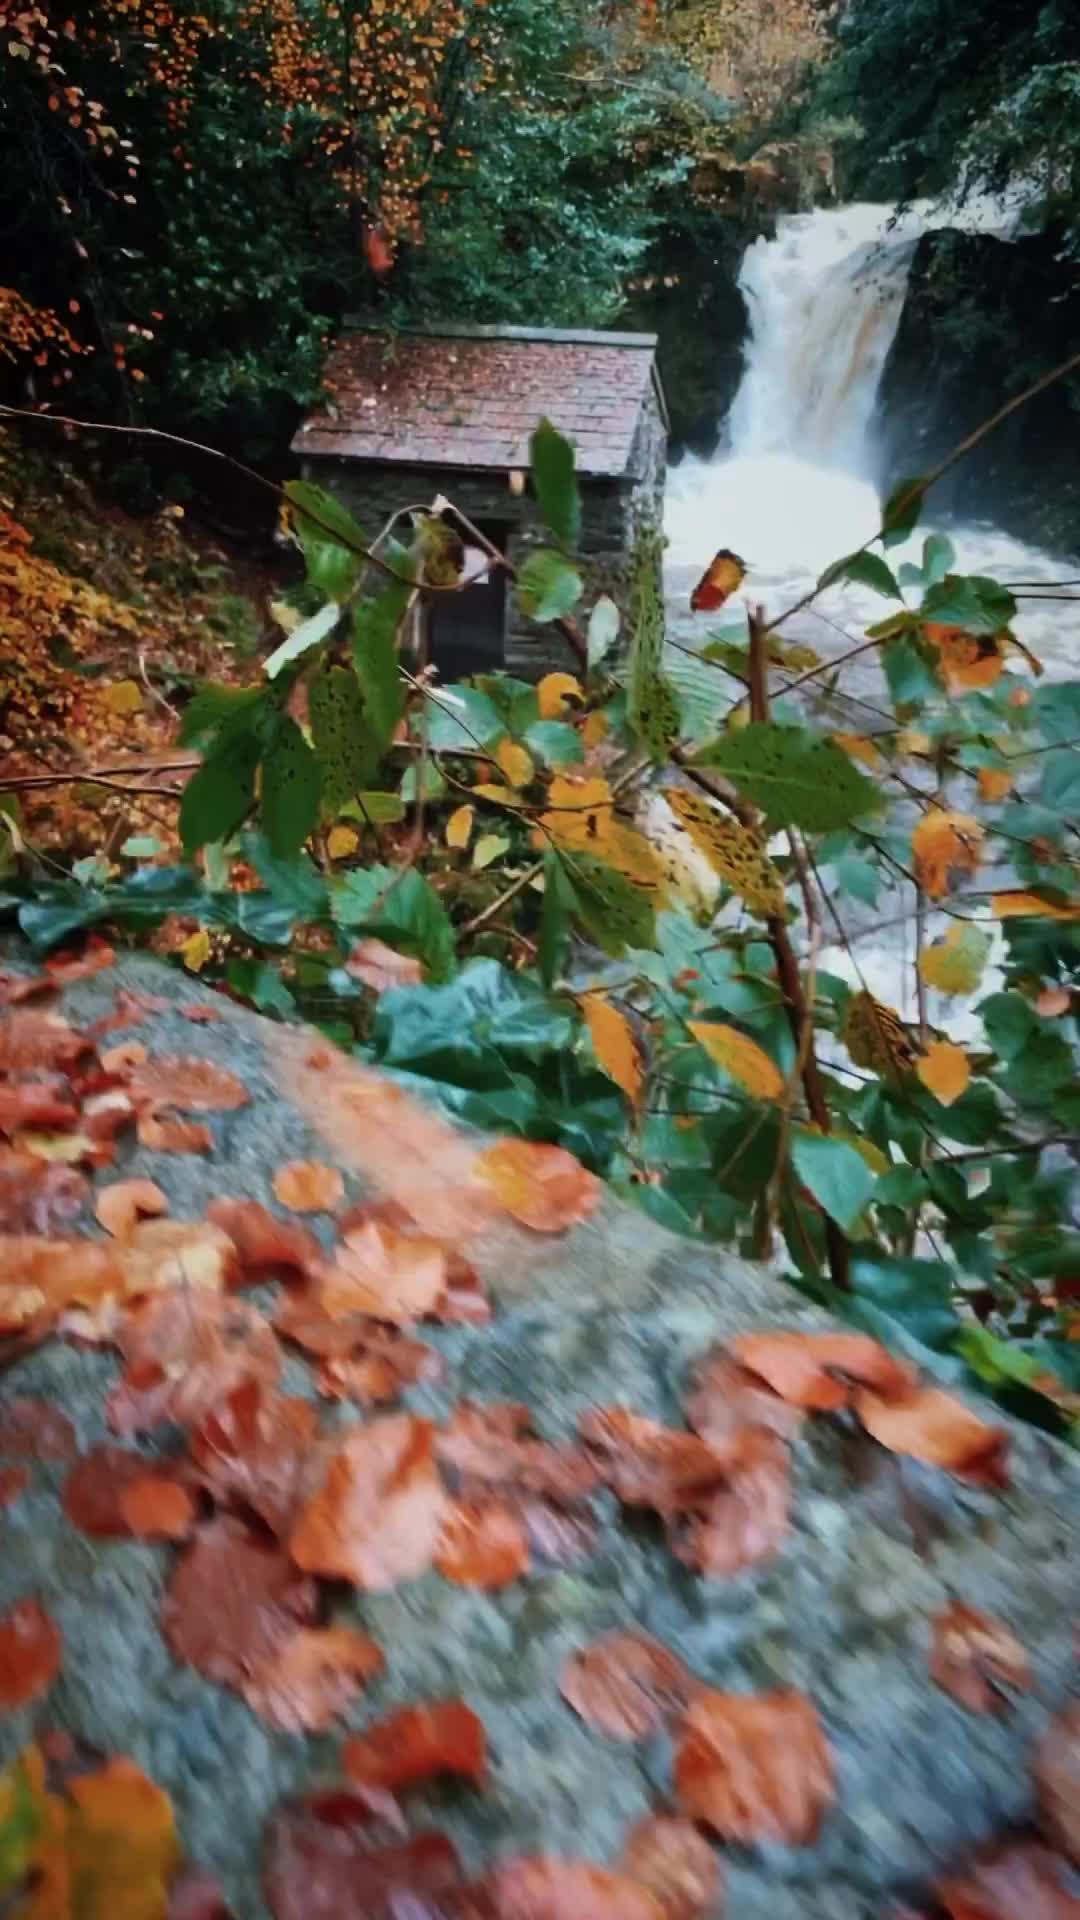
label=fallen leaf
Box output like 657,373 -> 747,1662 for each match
445,804 -> 474,850
915,1039 -> 971,1106
207,1196 -> 322,1282
537,672 -> 583,719
242,1626 -> 385,1734
319,1220 -> 449,1324
0,1598 -> 62,1710
137,1111 -> 213,1154
929,1602 -> 1031,1713
63,1445 -> 190,1537
674,1427 -> 791,1579
265,1801 -> 461,1920
477,1857 -> 663,1920
0,1231 -> 125,1334
128,1056 -> 251,1112
118,1473 -> 196,1540
854,1385 -> 1009,1487
438,1401 -> 599,1503
180,1003 -> 225,1025
316,1336 -> 445,1406
342,1700 -> 487,1793
272,1159 -> 345,1214
729,1329 -> 917,1411
560,1630 -> 694,1741
687,1021 -> 784,1102
102,677 -> 144,715
0,1010 -> 91,1074
167,1867 -> 237,1920
44,936 -> 116,984
109,1289 -> 280,1435
0,1466 -> 29,1506
0,1151 -> 89,1234
579,1406 -> 726,1514
289,1413 -> 449,1590
188,1383 -> 322,1537
911,810 -> 983,898
14,1126 -> 96,1166
474,1137 -> 600,1232
675,1688 -> 834,1846
520,1499 -> 598,1568
0,1396 -> 76,1460
0,1081 -> 80,1134
95,1177 -> 169,1239
1033,1702 -> 1080,1863
345,939 -> 425,993
66,1752 -> 180,1920
0,970 -> 53,1004
583,996 -> 642,1106
435,1499 -> 530,1589
119,1217 -> 239,1297
101,1039 -> 150,1075
938,1841 -> 1080,1920
162,1516 -> 317,1687
620,1815 -> 722,1920
180,929 -> 212,974
684,1346 -> 804,1452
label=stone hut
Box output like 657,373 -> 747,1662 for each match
291,324 -> 668,679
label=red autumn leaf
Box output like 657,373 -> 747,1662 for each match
1033,1702 -> 1080,1863
0,1009 -> 93,1073
435,1499 -> 530,1590
363,225 -> 395,277
938,1842 -> 1080,1920
95,1177 -> 169,1239
437,1401 -> 599,1502
928,1602 -> 1031,1714
729,1329 -> 917,1411
675,1688 -> 834,1846
476,1858 -> 663,1920
289,1412 -> 448,1591
689,547 -> 747,613
684,1346 -> 804,1452
0,1597 -> 62,1709
272,1160 -> 345,1214
128,1056 -> 251,1113
108,1289 -> 280,1436
578,1407 -> 726,1514
854,1385 -> 1010,1487
672,1427 -> 790,1579
560,1630 -> 695,1741
265,1800 -> 461,1920
342,1700 -> 488,1793
345,938 -> 425,993
207,1196 -> 323,1283
0,1465 -> 28,1506
316,1333 -> 445,1407
163,1517 -> 317,1687
63,1445 -> 189,1537
44,937 -> 115,984
118,1473 -> 196,1540
0,1080 -> 80,1133
0,1151 -> 88,1233
241,1625 -> 385,1734
620,1815 -> 722,1920
474,1137 -> 600,1232
188,1383 -> 323,1537
87,987 -> 168,1037
137,1111 -> 213,1154
0,1395 -> 76,1459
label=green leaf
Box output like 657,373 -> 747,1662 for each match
179,683 -> 264,747
883,635 -> 938,707
331,864 -> 456,980
629,665 -> 681,762
242,830 -> 328,919
822,550 -> 902,598
524,719 -> 583,767
831,852 -> 880,907
351,583 -> 409,753
978,989 -> 1036,1059
285,480 -> 366,601
180,728 -> 261,853
560,849 -> 657,956
424,684 -> 505,751
588,595 -> 620,667
1039,747 -> 1080,818
791,1129 -> 876,1230
693,722 -> 878,831
226,956 -> 296,1016
309,663 -> 378,813
846,1252 -> 963,1357
539,844 -> 573,986
346,791 -> 407,824
530,417 -> 580,549
881,476 -> 926,546
264,600 -> 339,680
920,575 -> 1017,634
922,533 -> 955,586
260,715 -> 321,858
517,548 -> 583,622
1033,679 -> 1080,745
0,1753 -> 41,1897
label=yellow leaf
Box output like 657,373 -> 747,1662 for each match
918,923 -> 991,997
992,890 -> 1080,922
445,804 -> 474,850
327,824 -> 360,859
495,739 -> 534,790
923,624 -> 1005,693
537,773 -> 613,849
472,833 -> 509,870
15,1130 -> 94,1162
896,729 -> 931,757
832,732 -> 882,770
662,788 -> 786,919
843,991 -> 916,1080
472,783 -> 527,809
101,679 -> 143,716
687,1020 -> 785,1101
179,928 -> 212,974
911,809 -> 983,898
582,710 -> 609,750
582,994 -> 642,1105
66,1754 -> 179,1920
537,672 -> 583,719
915,1039 -> 971,1106
976,766 -> 1013,803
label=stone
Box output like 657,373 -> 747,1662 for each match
1,947 -> 1078,1920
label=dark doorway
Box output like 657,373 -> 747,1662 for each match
428,514 -> 508,681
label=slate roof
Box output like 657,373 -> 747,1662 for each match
292,325 -> 665,479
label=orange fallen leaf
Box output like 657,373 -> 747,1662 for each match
163,1516 -> 317,1689
684,1346 -> 804,1452
992,891 -> 1080,922
854,1384 -> 1009,1486
0,1009 -> 91,1074
118,1473 -> 196,1541
911,810 -> 983,898
242,1626 -> 385,1734
620,1815 -> 722,1920
265,1799 -> 459,1920
317,1338 -> 445,1406
445,804 -> 474,850
477,1857 -> 663,1920
319,1219 -> 449,1324
100,1039 -> 148,1074
188,1382 -> 323,1538
579,1406 -> 726,1514
435,1499 -> 530,1589
64,1445 -> 190,1537
272,1159 -> 344,1214
342,1700 -> 487,1792
137,1110 -> 213,1154
560,1630 -> 694,1741
474,1136 -> 600,1232
0,1151 -> 89,1235
915,1038 -> 970,1106
128,1055 -> 250,1112
675,1688 -> 834,1846
44,937 -> 115,984
0,1081 -> 80,1134
728,1329 -> 917,1412
289,1412 -> 448,1590
0,1597 -> 62,1710
118,1216 -> 239,1298
108,1288 -> 280,1435
0,1231 -> 125,1335
438,1400 -> 599,1503
95,1177 -> 168,1239
929,1601 -> 1031,1714
345,938 -> 425,993
207,1195 -> 323,1282
674,1427 -> 790,1579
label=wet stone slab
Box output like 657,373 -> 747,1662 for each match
1,948 -> 1079,1919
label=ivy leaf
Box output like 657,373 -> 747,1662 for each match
792,1130 -> 876,1230
179,728 -> 261,854
530,418 -> 580,549
518,550 -> 583,623
821,551 -> 901,599
692,723 -> 878,832
588,596 -> 620,667
309,664 -> 378,814
285,480 -> 366,601
352,583 -> 409,753
331,865 -> 455,980
261,716 -> 321,858
264,601 -> 339,680
881,477 -> 926,547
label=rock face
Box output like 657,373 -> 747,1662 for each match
2,949 -> 1080,1919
